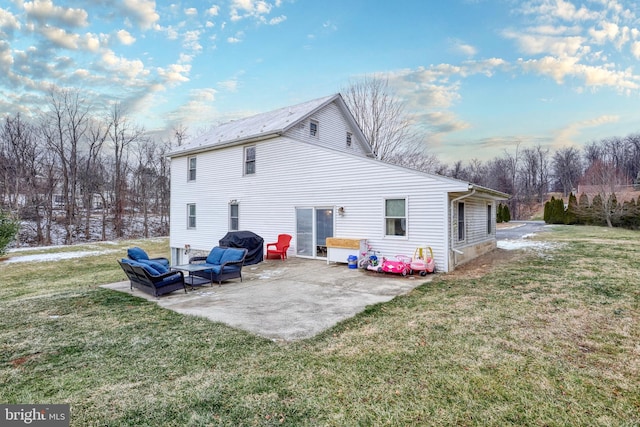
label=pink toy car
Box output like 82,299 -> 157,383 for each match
379,255 -> 412,276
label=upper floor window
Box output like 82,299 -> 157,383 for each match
346,132 -> 352,147
487,204 -> 492,235
229,202 -> 239,231
310,120 -> 318,137
188,156 -> 196,181
385,198 -> 406,236
458,202 -> 465,241
244,146 -> 256,175
187,203 -> 196,229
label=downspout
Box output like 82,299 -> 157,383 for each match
449,188 -> 476,269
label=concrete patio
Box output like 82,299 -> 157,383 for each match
103,257 -> 432,341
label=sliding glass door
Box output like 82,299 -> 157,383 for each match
296,207 -> 334,258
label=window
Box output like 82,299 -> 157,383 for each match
346,132 -> 352,147
229,202 -> 239,231
487,204 -> 492,235
188,156 -> 196,181
385,198 -> 406,236
187,204 -> 196,229
310,120 -> 318,137
458,202 -> 465,241
244,146 -> 256,175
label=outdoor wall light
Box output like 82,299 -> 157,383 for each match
338,207 -> 345,216
184,244 -> 191,255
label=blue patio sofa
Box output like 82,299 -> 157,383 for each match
118,258 -> 187,297
189,247 -> 248,285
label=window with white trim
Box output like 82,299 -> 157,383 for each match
487,204 -> 492,235
458,202 -> 465,241
229,202 -> 239,231
244,146 -> 256,175
310,120 -> 318,137
188,156 -> 196,181
385,198 -> 406,236
187,203 -> 196,229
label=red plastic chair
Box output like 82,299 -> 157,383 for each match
266,234 -> 292,260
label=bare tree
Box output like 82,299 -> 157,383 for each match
106,103 -> 144,238
552,146 -> 583,196
342,76 -> 419,161
79,119 -> 109,239
40,89 -> 90,244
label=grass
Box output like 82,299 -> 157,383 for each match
1,229 -> 639,426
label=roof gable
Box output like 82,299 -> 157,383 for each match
170,94 -> 372,157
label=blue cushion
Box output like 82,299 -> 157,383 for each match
152,258 -> 170,269
139,259 -> 168,274
156,274 -> 183,288
202,265 -> 241,275
206,247 -> 226,265
220,248 -> 245,264
128,247 -> 149,261
122,258 -> 159,276
203,265 -> 221,275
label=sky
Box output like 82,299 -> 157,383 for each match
1,0 -> 640,163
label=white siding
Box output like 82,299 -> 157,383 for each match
450,197 -> 497,249
171,136 -> 471,272
283,101 -> 369,157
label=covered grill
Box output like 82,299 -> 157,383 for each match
219,231 -> 264,265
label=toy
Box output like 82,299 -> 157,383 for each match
410,247 -> 435,276
380,255 -> 412,276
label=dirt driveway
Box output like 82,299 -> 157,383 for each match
104,257 -> 431,341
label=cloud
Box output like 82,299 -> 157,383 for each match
206,6 -> 220,16
553,114 -> 619,147
183,30 -> 202,52
121,0 -> 159,29
157,63 -> 191,84
520,0 -> 600,22
503,29 -> 586,57
631,41 -> 640,59
0,40 -> 13,73
419,111 -> 470,134
518,56 -> 639,90
230,0 -> 282,24
116,29 -> 136,45
0,8 -> 21,38
450,39 -> 477,57
269,15 -> 286,25
100,49 -> 148,79
163,88 -> 218,130
39,25 -> 79,49
24,0 -> 88,27
227,31 -> 244,43
218,72 -> 245,92
184,8 -> 198,16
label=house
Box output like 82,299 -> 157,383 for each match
168,94 -> 508,272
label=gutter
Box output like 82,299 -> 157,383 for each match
449,188 -> 476,268
167,132 -> 282,158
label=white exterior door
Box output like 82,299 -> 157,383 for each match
296,207 -> 334,259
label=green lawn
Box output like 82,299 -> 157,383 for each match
1,229 -> 638,426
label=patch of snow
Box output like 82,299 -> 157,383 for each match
5,249 -> 119,264
497,240 -> 564,261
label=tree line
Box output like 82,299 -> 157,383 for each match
0,89 -> 174,246
3,82 -> 639,247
